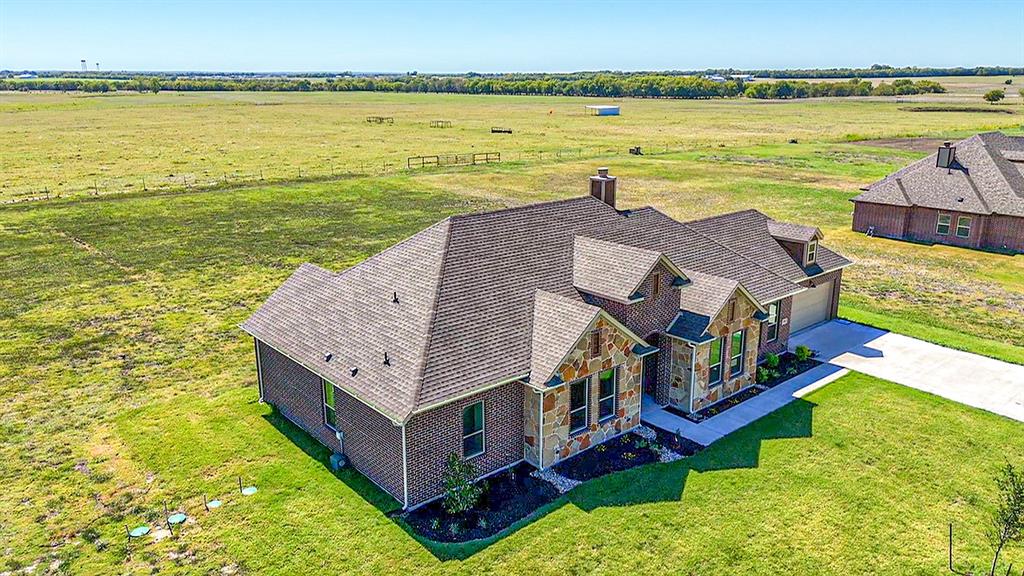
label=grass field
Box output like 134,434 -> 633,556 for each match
1,179 -> 1022,575
2,91 -> 1023,574
2,90 -> 1023,200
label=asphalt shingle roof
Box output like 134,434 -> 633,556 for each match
243,195 -> 850,421
853,131 -> 1024,217
529,290 -> 601,387
573,236 -> 664,302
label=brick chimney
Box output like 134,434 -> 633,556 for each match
589,167 -> 616,208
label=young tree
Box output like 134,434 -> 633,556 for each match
984,89 -> 1005,104
988,463 -> 1024,576
442,452 -> 483,515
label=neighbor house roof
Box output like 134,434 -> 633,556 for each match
853,131 -> 1024,217
242,195 -> 850,422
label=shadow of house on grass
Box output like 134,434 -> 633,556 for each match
265,398 -> 816,561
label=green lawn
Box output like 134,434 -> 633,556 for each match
1,177 -> 1023,574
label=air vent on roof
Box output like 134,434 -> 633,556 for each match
937,142 -> 956,169
392,291 -> 399,304
350,367 -> 358,377
383,352 -> 390,366
324,353 -> 333,362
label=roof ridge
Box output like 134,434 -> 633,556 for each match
408,219 -> 454,419
451,195 -> 606,222
683,208 -> 761,226
894,177 -> 914,206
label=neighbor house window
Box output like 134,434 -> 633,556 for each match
590,329 -> 602,357
956,216 -> 972,238
765,302 -> 779,342
652,273 -> 662,297
936,213 -> 951,235
322,379 -> 337,430
597,368 -> 617,421
805,241 -> 817,265
730,329 -> 746,377
569,378 -> 589,434
709,337 -> 724,385
462,401 -> 485,458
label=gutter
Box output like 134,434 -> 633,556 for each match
254,338 -> 265,403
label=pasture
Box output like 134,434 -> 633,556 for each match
2,90 -> 1023,574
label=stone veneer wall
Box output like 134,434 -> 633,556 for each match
533,316 -> 643,468
689,293 -> 762,412
524,388 -> 542,467
667,336 -> 693,410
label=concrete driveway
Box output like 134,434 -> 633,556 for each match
791,320 -> 1024,422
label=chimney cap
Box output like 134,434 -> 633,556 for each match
943,141 -> 952,147
597,167 -> 609,177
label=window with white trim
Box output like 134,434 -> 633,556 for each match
709,337 -> 724,385
729,329 -> 746,377
569,378 -> 589,434
936,213 -> 951,235
956,216 -> 971,238
765,302 -> 779,342
805,241 -> 817,265
462,401 -> 485,458
322,379 -> 337,430
597,368 -> 616,421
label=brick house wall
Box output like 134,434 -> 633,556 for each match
531,316 -> 643,468
983,215 -> 1024,253
689,293 -> 761,412
852,201 -> 910,238
855,201 -> 1023,254
758,296 -> 792,360
405,381 -> 524,507
257,340 -> 405,504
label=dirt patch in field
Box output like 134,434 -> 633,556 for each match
900,105 -> 1016,114
852,137 -> 948,152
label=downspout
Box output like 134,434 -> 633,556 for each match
254,338 -> 264,403
537,389 -> 545,470
401,422 -> 409,510
688,343 -> 697,414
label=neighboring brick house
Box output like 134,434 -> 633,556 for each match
852,131 -> 1024,254
242,168 -> 851,509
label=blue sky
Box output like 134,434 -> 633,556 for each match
1,1 -> 1021,72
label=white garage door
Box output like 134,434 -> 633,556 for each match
791,280 -> 833,333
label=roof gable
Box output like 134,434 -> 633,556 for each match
572,236 -> 684,303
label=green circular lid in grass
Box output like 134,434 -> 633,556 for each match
207,499 -> 222,509
167,513 -> 187,525
241,486 -> 257,496
129,526 -> 150,538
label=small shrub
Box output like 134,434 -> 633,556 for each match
450,522 -> 461,536
477,517 -> 488,530
786,366 -> 798,376
1005,79 -> 1013,85
634,438 -> 648,449
596,444 -> 607,453
442,452 -> 483,515
769,369 -> 781,380
794,345 -> 812,362
984,89 -> 1005,104
764,353 -> 780,369
430,518 -> 440,531
756,366 -> 770,383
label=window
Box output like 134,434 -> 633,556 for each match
597,368 -> 616,421
765,302 -> 779,342
652,273 -> 661,297
805,241 -> 817,265
569,378 -> 589,434
730,329 -> 746,377
462,401 -> 485,458
322,379 -> 337,430
590,329 -> 602,357
956,216 -> 972,238
936,213 -> 951,235
709,337 -> 724,385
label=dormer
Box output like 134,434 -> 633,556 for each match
767,220 -> 824,268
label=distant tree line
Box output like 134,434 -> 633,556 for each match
744,78 -> 946,99
0,74 -> 951,100
706,64 -> 1023,79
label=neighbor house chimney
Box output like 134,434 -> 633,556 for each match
936,141 -> 956,169
590,167 -> 616,208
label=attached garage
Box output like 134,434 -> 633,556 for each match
790,280 -> 833,333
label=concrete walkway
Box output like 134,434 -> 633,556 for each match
791,320 -> 1024,423
641,363 -> 850,446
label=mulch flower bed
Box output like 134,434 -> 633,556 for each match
401,462 -> 559,543
652,426 -> 705,454
758,351 -> 822,389
552,432 -> 661,482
